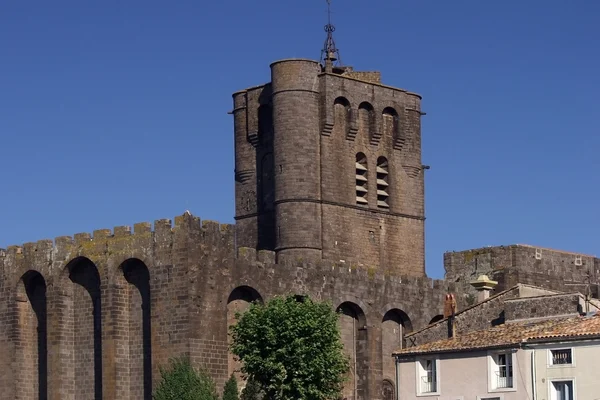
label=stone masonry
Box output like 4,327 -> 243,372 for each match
445,244 -> 600,304
0,213 -> 452,400
233,59 -> 426,276
1,56 -> 598,400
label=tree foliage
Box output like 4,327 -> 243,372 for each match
230,295 -> 349,400
223,374 -> 239,400
153,356 -> 219,400
240,378 -> 263,400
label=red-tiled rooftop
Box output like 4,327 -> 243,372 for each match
394,312 -> 600,356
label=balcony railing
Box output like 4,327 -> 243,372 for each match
496,374 -> 513,389
420,378 -> 436,393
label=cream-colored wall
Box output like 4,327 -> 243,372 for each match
398,349 -> 532,400
532,340 -> 600,400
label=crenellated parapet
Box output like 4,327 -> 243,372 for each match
0,211 -> 454,400
0,212 -> 235,287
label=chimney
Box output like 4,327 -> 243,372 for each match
469,274 -> 498,303
443,294 -> 457,338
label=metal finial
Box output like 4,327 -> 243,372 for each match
320,0 -> 341,71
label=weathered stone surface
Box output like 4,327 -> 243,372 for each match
0,212 -> 452,400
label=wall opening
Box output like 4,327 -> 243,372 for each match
355,153 -> 368,206
382,379 -> 395,400
15,270 -> 48,400
337,302 -> 368,400
429,315 -> 444,325
376,157 -> 389,209
122,258 -> 153,400
67,257 -> 103,400
334,97 -> 351,137
381,309 -> 412,389
227,286 -> 263,386
358,102 -> 374,138
382,107 -> 400,144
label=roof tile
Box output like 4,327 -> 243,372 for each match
395,313 -> 600,356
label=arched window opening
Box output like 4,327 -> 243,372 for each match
358,102 -> 374,137
227,287 -> 263,385
429,315 -> 444,325
376,157 -> 389,209
355,153 -> 368,206
15,271 -> 47,400
122,258 -> 153,400
381,309 -> 412,388
382,107 -> 399,140
67,257 -> 103,400
336,302 -> 368,400
382,379 -> 395,400
334,97 -> 351,137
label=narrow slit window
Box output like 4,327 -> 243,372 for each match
355,153 -> 368,206
377,157 -> 389,208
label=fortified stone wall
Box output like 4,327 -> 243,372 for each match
444,245 -> 599,300
0,212 -> 453,400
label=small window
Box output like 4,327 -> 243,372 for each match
355,153 -> 368,206
550,380 -> 574,400
417,358 -> 438,394
376,157 -> 389,209
489,352 -> 514,390
550,349 -> 573,365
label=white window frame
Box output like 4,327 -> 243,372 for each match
415,357 -> 441,396
547,347 -> 575,368
487,350 -> 517,392
477,396 -> 504,400
548,378 -> 576,400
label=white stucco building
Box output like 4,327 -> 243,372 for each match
394,312 -> 600,400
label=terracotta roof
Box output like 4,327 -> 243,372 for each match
405,283 -> 562,338
394,313 -> 600,356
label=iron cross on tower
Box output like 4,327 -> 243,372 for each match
321,0 -> 342,72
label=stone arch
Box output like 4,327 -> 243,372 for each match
382,106 -> 400,145
334,96 -> 351,137
227,286 -> 263,383
119,258 -> 153,400
358,102 -> 375,138
65,256 -> 103,400
381,308 -> 412,388
336,301 -> 368,400
382,379 -> 395,400
14,270 -> 47,400
429,314 -> 444,325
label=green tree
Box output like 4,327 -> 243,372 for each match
240,378 -> 263,400
230,295 -> 349,400
153,356 -> 219,400
223,374 -> 239,400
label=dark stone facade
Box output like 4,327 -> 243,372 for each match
0,213 -> 453,400
1,57 -> 598,400
234,59 -> 426,276
444,245 -> 600,303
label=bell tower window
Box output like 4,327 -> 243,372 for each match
355,153 -> 368,206
377,157 -> 389,208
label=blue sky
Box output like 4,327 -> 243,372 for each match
1,0 -> 598,278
